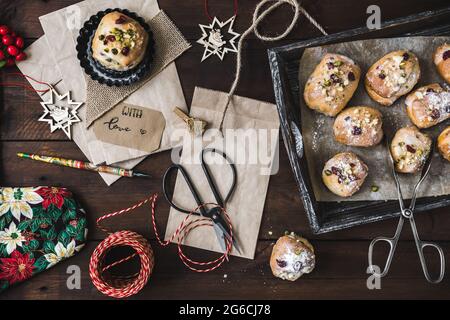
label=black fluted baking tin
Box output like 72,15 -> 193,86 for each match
76,8 -> 155,87
268,7 -> 450,234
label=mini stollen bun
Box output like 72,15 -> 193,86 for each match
92,11 -> 149,71
433,43 -> 450,84
270,232 -> 315,281
365,50 -> 420,106
322,152 -> 368,198
390,126 -> 432,173
438,126 -> 450,162
333,106 -> 383,147
304,53 -> 361,117
405,83 -> 450,129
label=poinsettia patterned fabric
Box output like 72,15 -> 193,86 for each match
0,187 -> 88,292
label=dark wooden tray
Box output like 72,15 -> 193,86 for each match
268,7 -> 450,234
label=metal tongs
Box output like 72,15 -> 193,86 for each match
368,140 -> 445,283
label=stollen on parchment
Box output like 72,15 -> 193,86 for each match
299,36 -> 450,202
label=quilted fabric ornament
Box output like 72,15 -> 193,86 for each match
0,187 -> 88,292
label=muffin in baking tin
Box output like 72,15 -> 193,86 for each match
92,11 -> 148,71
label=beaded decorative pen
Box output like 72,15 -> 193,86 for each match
17,153 -> 150,178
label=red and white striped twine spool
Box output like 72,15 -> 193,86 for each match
89,193 -> 234,298
89,230 -> 154,299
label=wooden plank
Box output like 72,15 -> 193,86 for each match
0,84 -> 67,141
0,240 -> 449,300
2,141 -> 449,241
2,0 -> 450,301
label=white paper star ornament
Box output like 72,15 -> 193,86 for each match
197,16 -> 240,62
39,89 -> 82,139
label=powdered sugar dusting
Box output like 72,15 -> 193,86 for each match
311,115 -> 326,152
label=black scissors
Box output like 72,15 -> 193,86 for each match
162,148 -> 241,254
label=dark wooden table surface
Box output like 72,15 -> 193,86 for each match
1,0 -> 450,300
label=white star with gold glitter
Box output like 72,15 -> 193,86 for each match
197,16 -> 240,62
39,89 -> 82,139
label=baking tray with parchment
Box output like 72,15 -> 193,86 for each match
268,7 -> 450,234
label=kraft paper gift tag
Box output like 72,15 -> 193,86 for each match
93,103 -> 166,153
16,37 -> 146,185
39,0 -> 190,168
164,87 -> 280,259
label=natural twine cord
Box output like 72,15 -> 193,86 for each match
218,0 -> 328,131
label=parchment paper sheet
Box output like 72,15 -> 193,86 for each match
299,36 -> 450,201
164,87 -> 280,259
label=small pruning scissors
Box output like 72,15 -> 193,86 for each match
163,148 -> 241,255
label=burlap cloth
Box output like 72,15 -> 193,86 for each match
85,10 -> 190,127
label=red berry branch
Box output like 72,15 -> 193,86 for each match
0,24 -> 27,69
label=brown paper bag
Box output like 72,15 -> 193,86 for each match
164,87 -> 280,259
38,0 -> 190,184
